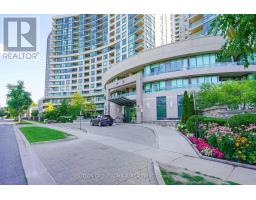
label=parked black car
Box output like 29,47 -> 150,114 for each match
90,115 -> 113,127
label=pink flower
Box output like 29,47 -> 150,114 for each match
211,148 -> 224,159
196,142 -> 210,151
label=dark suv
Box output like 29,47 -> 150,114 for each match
90,115 -> 113,127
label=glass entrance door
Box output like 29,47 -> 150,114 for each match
156,96 -> 167,120
124,105 -> 136,123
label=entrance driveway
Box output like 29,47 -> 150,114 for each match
56,122 -> 156,148
31,123 -> 157,185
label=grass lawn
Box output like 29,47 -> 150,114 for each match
161,168 -> 239,185
19,126 -> 68,143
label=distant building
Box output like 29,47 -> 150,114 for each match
44,32 -> 53,97
170,14 -> 189,43
188,14 -> 217,38
155,14 -> 172,46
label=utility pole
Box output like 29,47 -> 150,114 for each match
79,110 -> 82,130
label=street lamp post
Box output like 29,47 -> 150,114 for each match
79,110 -> 82,130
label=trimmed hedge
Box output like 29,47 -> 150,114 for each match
186,115 -> 227,133
57,116 -> 73,123
227,113 -> 256,131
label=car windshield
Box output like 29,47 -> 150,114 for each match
103,115 -> 111,119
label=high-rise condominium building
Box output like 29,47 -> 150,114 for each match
170,14 -> 189,43
44,14 -> 155,112
44,32 -> 52,97
155,14 -> 172,46
188,14 -> 217,38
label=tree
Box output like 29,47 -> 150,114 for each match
57,100 -> 72,116
31,110 -> 39,117
189,94 -> 196,116
31,110 -> 39,120
0,108 -> 6,118
197,80 -> 256,110
210,14 -> 256,68
44,103 -> 55,112
31,102 -> 38,106
181,91 -> 189,123
70,92 -> 86,116
6,81 -> 32,122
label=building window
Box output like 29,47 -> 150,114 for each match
177,95 -> 183,118
156,96 -> 166,120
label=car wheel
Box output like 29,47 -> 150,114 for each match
109,123 -> 113,126
98,122 -> 102,127
90,121 -> 94,126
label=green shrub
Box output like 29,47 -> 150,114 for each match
58,116 -> 67,123
186,115 -> 227,133
217,135 -> 236,160
57,116 -> 73,123
207,134 -> 218,147
227,113 -> 256,131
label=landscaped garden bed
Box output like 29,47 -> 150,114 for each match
177,113 -> 256,166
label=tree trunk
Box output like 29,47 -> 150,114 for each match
18,113 -> 21,123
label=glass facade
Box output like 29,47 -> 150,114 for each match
46,14 -> 155,110
156,96 -> 167,120
144,76 -> 219,93
144,54 -> 217,77
177,95 -> 183,118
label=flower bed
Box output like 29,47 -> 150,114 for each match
177,116 -> 256,165
188,136 -> 224,159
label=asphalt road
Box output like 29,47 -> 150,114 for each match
0,120 -> 27,184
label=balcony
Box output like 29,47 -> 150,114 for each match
135,14 -> 143,20
190,18 -> 203,29
135,27 -> 144,35
189,14 -> 203,23
135,35 -> 144,43
135,43 -> 144,52
135,18 -> 144,27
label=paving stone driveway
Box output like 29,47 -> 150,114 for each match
55,122 -> 157,148
0,123 -> 26,185
32,137 -> 157,185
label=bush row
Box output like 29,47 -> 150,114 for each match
186,113 -> 256,133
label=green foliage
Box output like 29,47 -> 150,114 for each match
234,134 -> 256,164
31,110 -> 39,117
186,115 -> 227,133
197,80 -> 256,110
227,113 -> 256,131
6,81 -> 32,121
189,94 -> 196,116
0,108 -> 7,117
181,91 -> 191,123
217,135 -> 236,160
70,92 -> 96,117
57,116 -> 73,123
210,14 -> 256,68
207,134 -> 218,147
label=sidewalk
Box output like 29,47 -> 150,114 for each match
28,122 -> 256,184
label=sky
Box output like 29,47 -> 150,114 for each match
0,14 -> 54,107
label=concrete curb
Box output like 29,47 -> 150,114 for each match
177,130 -> 256,171
152,161 -> 165,185
13,126 -> 57,185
